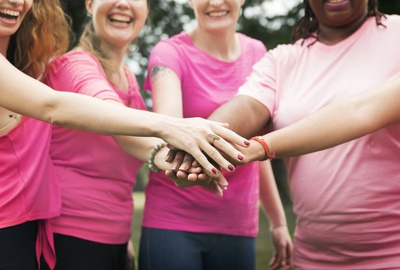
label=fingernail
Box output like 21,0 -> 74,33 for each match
238,155 -> 244,161
228,165 -> 235,172
212,168 -> 217,174
244,141 -> 250,146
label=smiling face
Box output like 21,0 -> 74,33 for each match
189,0 -> 245,34
0,0 -> 33,39
308,0 -> 368,28
86,0 -> 148,48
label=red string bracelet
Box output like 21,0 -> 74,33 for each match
250,136 -> 276,161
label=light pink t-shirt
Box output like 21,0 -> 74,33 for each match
43,51 -> 147,244
238,16 -> 400,268
143,32 -> 266,237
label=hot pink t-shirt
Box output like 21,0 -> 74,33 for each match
238,16 -> 400,268
143,32 -> 266,237
0,118 -> 60,227
43,51 -> 147,244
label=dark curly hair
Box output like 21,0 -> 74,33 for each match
291,0 -> 386,44
6,0 -> 70,78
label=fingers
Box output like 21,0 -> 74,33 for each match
170,151 -> 185,170
208,180 -> 223,197
165,148 -> 177,163
208,121 -> 250,148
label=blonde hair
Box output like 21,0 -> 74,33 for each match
8,0 -> 70,78
79,21 -> 117,85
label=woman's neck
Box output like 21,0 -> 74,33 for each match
189,27 -> 241,61
0,36 -> 10,56
317,15 -> 369,45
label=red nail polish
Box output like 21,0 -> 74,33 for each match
228,165 -> 235,172
244,141 -> 250,146
212,168 -> 217,174
238,155 -> 244,161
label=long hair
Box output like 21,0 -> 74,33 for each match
7,0 -> 70,78
79,0 -> 150,87
291,0 -> 386,44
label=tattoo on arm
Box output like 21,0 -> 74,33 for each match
150,65 -> 171,82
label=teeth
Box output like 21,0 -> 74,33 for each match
0,9 -> 20,17
110,14 -> 131,23
208,11 -> 227,17
327,0 -> 345,3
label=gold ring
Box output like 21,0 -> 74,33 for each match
208,133 -> 220,144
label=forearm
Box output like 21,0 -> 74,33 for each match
259,161 -> 287,229
264,77 -> 400,158
209,95 -> 270,138
0,59 -> 167,137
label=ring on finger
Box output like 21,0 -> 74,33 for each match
208,133 -> 220,144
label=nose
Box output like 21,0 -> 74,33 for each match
115,0 -> 130,9
8,0 -> 24,5
209,0 -> 224,6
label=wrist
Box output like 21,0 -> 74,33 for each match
148,142 -> 167,172
270,223 -> 287,232
250,136 -> 275,161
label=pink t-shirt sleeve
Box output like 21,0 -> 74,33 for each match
237,50 -> 277,115
44,51 -> 122,103
143,41 -> 183,90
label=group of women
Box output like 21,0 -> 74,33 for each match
1,0 -> 399,269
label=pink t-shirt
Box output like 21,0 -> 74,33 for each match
238,16 -> 400,268
43,51 -> 147,244
143,32 -> 266,237
0,118 -> 60,228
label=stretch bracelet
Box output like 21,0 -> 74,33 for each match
148,142 -> 167,172
250,136 -> 276,161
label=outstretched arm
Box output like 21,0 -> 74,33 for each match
0,55 -> 248,176
252,75 -> 400,160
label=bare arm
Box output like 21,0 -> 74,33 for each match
259,76 -> 400,159
258,161 -> 293,270
209,95 -> 271,138
0,55 -> 249,175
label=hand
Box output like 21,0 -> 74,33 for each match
160,117 -> 248,176
269,225 -> 293,270
165,168 -> 227,198
126,239 -> 135,270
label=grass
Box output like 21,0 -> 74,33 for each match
131,192 -> 296,270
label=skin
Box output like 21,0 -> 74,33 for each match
309,0 -> 369,45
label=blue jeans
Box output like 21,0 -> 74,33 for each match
139,227 -> 255,270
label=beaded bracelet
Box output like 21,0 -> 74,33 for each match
148,142 -> 167,172
250,136 -> 276,161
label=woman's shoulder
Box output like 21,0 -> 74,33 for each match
48,50 -> 101,71
381,14 -> 400,26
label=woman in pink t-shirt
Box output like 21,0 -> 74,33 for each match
140,1 -> 293,270
208,0 -> 400,268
